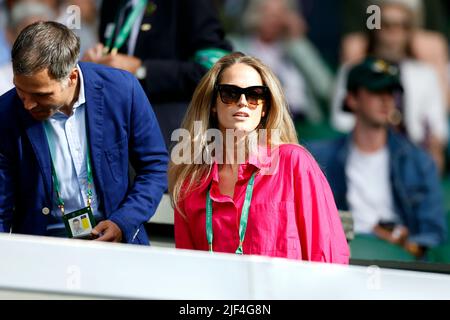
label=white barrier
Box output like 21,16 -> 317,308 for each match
0,233 -> 449,299
150,194 -> 173,224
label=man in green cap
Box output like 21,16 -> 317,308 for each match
307,57 -> 446,259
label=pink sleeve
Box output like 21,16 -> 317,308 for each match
174,201 -> 195,250
294,148 -> 350,264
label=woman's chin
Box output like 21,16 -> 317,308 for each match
228,124 -> 258,133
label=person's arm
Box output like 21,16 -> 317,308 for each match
285,38 -> 334,102
411,30 -> 450,109
0,151 -> 14,233
405,151 -> 447,249
105,75 -> 168,243
421,66 -> 448,173
340,32 -> 367,65
293,147 -> 350,264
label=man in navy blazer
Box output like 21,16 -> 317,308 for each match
0,21 -> 168,244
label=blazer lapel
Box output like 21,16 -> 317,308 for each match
83,66 -> 105,201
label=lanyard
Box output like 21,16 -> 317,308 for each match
206,172 -> 257,254
43,122 -> 94,215
104,0 -> 149,55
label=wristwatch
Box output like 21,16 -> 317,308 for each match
135,65 -> 147,80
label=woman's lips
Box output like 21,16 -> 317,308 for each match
233,111 -> 249,117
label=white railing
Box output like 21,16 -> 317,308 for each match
0,233 -> 450,299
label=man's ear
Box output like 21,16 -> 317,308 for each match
68,68 -> 79,87
345,92 -> 358,112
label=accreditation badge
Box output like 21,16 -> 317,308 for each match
62,207 -> 97,239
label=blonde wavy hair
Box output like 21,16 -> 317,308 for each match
168,52 -> 298,211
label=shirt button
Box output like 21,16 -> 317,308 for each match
42,207 -> 50,215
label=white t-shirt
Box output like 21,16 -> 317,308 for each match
345,144 -> 399,233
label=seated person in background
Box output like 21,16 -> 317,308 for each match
308,57 -> 447,258
0,1 -> 55,95
341,0 -> 449,108
229,0 -> 333,123
333,0 -> 448,173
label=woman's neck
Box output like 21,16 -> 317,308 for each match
221,129 -> 249,165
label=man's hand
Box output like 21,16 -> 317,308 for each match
403,241 -> 425,258
82,43 -> 105,62
96,53 -> 142,74
373,224 -> 409,245
82,43 -> 142,74
92,220 -> 123,242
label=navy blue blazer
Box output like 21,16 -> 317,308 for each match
0,62 -> 168,244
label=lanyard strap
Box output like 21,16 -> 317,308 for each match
206,172 -> 257,255
104,0 -> 149,55
43,122 -> 94,215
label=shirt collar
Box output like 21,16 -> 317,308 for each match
210,144 -> 275,183
248,144 -> 276,170
72,64 -> 85,111
51,65 -> 85,120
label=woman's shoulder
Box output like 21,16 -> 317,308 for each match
277,143 -> 312,157
275,143 -> 317,167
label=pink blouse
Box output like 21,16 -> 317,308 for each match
174,144 -> 349,264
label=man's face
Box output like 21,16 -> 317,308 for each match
348,88 -> 396,127
13,68 -> 76,121
258,0 -> 288,42
73,220 -> 81,231
375,4 -> 412,61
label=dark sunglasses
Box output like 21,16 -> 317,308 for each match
215,84 -> 269,106
381,18 -> 412,30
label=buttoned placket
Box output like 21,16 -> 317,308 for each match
209,162 -> 259,242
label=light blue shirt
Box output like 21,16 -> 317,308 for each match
45,66 -> 104,232
0,29 -> 10,66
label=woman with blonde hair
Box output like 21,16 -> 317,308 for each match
169,52 -> 349,263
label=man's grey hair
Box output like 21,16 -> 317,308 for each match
12,21 -> 80,80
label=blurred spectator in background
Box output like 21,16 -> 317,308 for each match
309,58 -> 447,259
0,0 -> 55,95
0,0 -> 10,65
219,0 -> 248,35
83,0 -> 232,149
57,0 -> 99,56
341,0 -> 450,108
332,0 -> 448,173
221,0 -> 343,70
228,0 -> 333,123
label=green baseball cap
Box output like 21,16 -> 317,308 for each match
343,57 -> 403,112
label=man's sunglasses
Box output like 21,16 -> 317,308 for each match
215,84 -> 269,106
381,18 -> 412,30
